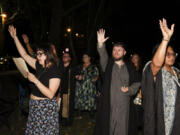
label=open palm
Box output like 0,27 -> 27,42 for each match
159,18 -> 175,41
8,25 -> 17,38
97,29 -> 109,47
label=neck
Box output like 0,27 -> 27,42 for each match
164,64 -> 172,71
115,60 -> 124,66
134,63 -> 139,70
83,62 -> 91,68
64,62 -> 70,67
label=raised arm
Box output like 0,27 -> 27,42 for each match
8,25 -> 36,69
97,29 -> 109,72
151,18 -> 175,76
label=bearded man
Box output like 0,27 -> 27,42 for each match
94,29 -> 141,135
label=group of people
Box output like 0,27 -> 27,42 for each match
7,18 -> 180,135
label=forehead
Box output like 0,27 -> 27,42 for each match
132,54 -> 139,58
167,46 -> 174,52
83,54 -> 89,57
63,53 -> 70,57
36,50 -> 44,53
113,46 -> 125,50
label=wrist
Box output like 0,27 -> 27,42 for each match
14,36 -> 18,40
34,79 -> 39,85
97,42 -> 104,48
162,38 -> 170,42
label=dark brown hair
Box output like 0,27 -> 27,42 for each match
36,42 -> 58,68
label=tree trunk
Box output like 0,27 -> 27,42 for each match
49,0 -> 63,49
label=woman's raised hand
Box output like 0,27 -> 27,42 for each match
97,28 -> 109,47
159,18 -> 175,41
8,25 -> 17,39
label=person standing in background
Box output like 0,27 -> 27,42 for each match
58,48 -> 77,126
75,53 -> 99,120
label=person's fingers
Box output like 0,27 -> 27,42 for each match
104,37 -> 109,42
171,24 -> 175,32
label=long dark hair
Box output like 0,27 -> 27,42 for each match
36,42 -> 58,68
130,53 -> 142,71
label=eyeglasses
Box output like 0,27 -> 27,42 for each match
36,52 -> 45,57
166,52 -> 178,58
63,56 -> 70,58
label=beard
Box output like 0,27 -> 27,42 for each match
113,56 -> 124,61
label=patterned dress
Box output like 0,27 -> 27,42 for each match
162,67 -> 177,135
75,64 -> 99,111
25,99 -> 59,135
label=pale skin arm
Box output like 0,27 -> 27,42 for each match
151,18 -> 175,76
28,72 -> 60,99
8,25 -> 36,69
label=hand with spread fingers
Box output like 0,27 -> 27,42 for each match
97,28 -> 109,47
8,25 -> 17,39
159,18 -> 175,41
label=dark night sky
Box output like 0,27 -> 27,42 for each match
111,0 -> 180,64
1,0 -> 180,66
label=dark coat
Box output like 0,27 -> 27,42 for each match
58,60 -> 79,121
94,58 -> 140,135
142,63 -> 180,135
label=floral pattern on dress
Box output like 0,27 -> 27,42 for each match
75,64 -> 99,111
25,99 -> 59,135
162,67 -> 177,135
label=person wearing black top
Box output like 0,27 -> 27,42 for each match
8,25 -> 61,135
58,48 -> 77,126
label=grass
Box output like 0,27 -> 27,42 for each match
0,106 -> 142,135
0,106 -> 95,135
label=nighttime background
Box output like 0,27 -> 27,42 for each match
0,0 -> 180,65
0,0 -> 180,134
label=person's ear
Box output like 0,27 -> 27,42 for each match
124,50 -> 127,55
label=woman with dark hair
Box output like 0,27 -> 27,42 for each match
8,25 -> 61,135
75,53 -> 99,119
142,18 -> 180,135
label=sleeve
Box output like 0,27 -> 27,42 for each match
97,45 -> 109,72
48,65 -> 62,79
93,65 -> 99,77
141,61 -> 157,135
127,82 -> 141,96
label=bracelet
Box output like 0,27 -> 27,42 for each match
163,38 -> 169,42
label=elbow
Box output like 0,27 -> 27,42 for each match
151,61 -> 162,69
48,93 -> 55,99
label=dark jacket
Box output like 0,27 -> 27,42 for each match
94,58 -> 140,135
142,63 -> 180,135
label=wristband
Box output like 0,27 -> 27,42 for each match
163,38 -> 169,42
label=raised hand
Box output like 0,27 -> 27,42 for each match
97,28 -> 109,47
159,18 -> 175,41
8,25 -> 17,39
